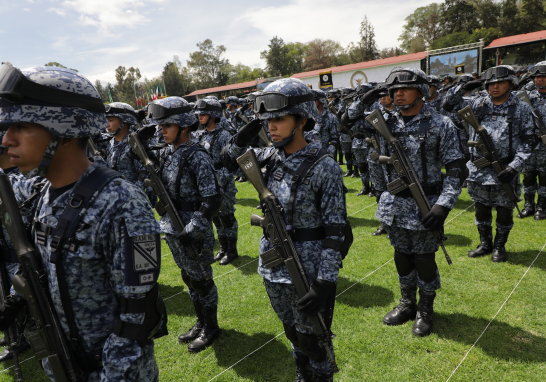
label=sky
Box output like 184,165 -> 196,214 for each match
0,0 -> 434,85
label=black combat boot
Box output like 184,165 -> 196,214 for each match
294,358 -> 313,382
535,196 -> 546,220
356,182 -> 370,196
214,237 -> 228,262
219,238 -> 239,265
383,285 -> 417,325
351,167 -> 359,178
517,194 -> 535,218
178,299 -> 204,344
312,372 -> 333,382
372,223 -> 387,236
343,165 -> 353,177
412,290 -> 436,337
188,305 -> 221,353
338,152 -> 344,165
468,224 -> 493,258
491,227 -> 510,263
0,339 -> 30,362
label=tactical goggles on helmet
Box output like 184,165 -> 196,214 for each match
385,71 -> 429,86
530,65 -> 546,77
253,92 -> 314,113
195,99 -> 222,111
147,103 -> 192,120
483,66 -> 515,80
105,105 -> 138,118
0,61 -> 105,113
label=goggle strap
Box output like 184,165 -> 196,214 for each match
105,107 -> 138,118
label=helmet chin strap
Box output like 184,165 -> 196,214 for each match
108,122 -> 126,136
273,117 -> 303,148
397,97 -> 422,111
25,135 -> 63,179
489,84 -> 512,100
200,115 -> 212,129
426,89 -> 437,101
173,125 -> 185,145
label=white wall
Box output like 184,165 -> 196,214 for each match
297,60 -> 422,89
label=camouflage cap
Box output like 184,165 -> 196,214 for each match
426,75 -> 441,86
225,96 -> 239,105
147,96 -> 196,127
258,78 -> 318,121
484,65 -> 518,88
387,67 -> 430,99
311,89 -> 328,105
194,98 -> 223,119
0,66 -> 107,137
531,61 -> 546,77
105,102 -> 138,126
204,95 -> 219,101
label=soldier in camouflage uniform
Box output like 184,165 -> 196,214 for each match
517,61 -> 546,220
326,89 -> 343,164
310,89 -> 339,156
104,102 -> 147,187
223,78 -> 347,382
0,64 -> 163,381
424,75 -> 444,112
444,65 -> 535,262
371,68 -> 464,337
149,96 -> 223,352
193,98 -> 240,266
339,88 -> 357,178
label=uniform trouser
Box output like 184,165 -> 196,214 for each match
165,234 -> 218,309
352,145 -> 370,184
215,174 -> 239,240
467,181 -> 516,232
384,225 -> 441,293
522,150 -> 546,197
340,136 -> 353,166
263,280 -> 335,377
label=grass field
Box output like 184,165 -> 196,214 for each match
1,168 -> 545,381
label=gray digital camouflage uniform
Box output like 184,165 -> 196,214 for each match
10,159 -> 161,382
523,89 -> 546,197
105,134 -> 146,188
226,139 -> 346,376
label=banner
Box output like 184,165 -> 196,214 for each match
319,70 -> 333,91
455,63 -> 465,75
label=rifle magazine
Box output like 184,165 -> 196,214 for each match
472,157 -> 491,169
386,178 -> 409,195
260,248 -> 284,269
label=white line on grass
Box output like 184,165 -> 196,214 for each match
0,355 -> 35,374
444,202 -> 475,226
445,240 -> 546,382
348,202 -> 376,217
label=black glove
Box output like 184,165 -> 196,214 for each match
461,79 -> 484,92
178,228 -> 193,247
422,204 -> 450,230
497,166 -> 518,183
0,295 -> 26,331
241,104 -> 250,112
235,119 -> 262,147
137,124 -> 157,141
137,109 -> 147,122
359,88 -> 382,105
297,279 -> 336,315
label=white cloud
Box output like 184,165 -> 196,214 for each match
48,7 -> 66,16
23,7 -> 30,11
61,0 -> 167,35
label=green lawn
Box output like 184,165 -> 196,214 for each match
1,169 -> 545,381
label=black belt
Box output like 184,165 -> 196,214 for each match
396,184 -> 441,198
289,227 -> 325,242
173,200 -> 201,212
1,248 -> 18,264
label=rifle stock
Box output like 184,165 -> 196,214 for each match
0,175 -> 79,382
365,110 -> 453,265
236,149 -> 339,373
258,128 -> 273,147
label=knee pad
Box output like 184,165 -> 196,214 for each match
283,323 -> 299,346
413,253 -> 438,283
295,331 -> 327,363
474,203 -> 492,222
219,213 -> 237,228
538,172 -> 546,186
212,215 -> 222,227
358,162 -> 369,172
496,206 -> 514,226
394,251 -> 414,277
191,277 -> 216,297
181,270 -> 192,290
523,172 -> 538,187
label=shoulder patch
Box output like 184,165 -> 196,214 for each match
124,228 -> 161,286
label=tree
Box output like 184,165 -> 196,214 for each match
44,62 -> 78,72
187,39 -> 230,89
94,80 -> 112,103
346,16 -> 379,63
398,3 -> 444,52
162,56 -> 192,97
260,36 -> 290,76
379,47 -> 407,59
498,0 -> 522,37
304,39 -> 333,71
112,66 -> 141,106
521,0 -> 546,33
224,63 -> 268,85
285,42 -> 308,75
441,0 -> 480,34
468,0 -> 501,29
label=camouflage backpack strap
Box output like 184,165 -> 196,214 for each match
506,98 -> 518,158
174,142 -> 216,206
418,111 -> 432,185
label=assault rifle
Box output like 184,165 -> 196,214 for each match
0,253 -> 22,381
128,132 -> 209,279
258,127 -> 273,147
365,110 -> 453,265
237,150 -> 339,373
458,105 -> 522,214
0,175 -> 80,382
516,91 -> 546,146
364,134 -> 380,161
87,137 -> 100,157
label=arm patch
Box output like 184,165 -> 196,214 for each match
123,226 -> 161,286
